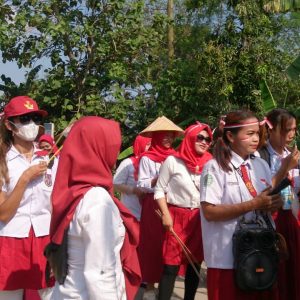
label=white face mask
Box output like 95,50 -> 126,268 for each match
12,120 -> 40,142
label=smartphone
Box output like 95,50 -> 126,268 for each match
269,177 -> 291,195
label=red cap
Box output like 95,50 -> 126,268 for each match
3,96 -> 48,118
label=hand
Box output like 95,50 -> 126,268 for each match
132,187 -> 147,200
161,212 -> 173,231
254,187 -> 283,212
22,161 -> 47,183
281,148 -> 300,172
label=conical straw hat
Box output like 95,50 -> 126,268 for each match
140,116 -> 184,137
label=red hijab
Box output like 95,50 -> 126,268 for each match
50,116 -> 141,300
130,135 -> 151,180
39,134 -> 59,154
142,131 -> 176,163
174,122 -> 213,174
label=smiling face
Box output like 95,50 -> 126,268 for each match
194,130 -> 211,155
226,117 -> 260,159
161,132 -> 175,149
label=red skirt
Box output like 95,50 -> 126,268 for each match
163,205 -> 203,265
0,227 -> 51,290
274,209 -> 300,300
207,268 -> 279,300
139,193 -> 165,283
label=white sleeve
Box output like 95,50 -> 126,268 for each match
113,159 -> 130,185
79,196 -> 124,300
154,157 -> 173,200
137,157 -> 154,191
200,160 -> 224,205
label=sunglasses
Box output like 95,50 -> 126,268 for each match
196,134 -> 212,144
18,114 -> 43,125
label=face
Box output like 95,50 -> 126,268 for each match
11,113 -> 43,127
270,118 -> 297,149
145,141 -> 151,151
194,130 -> 211,155
161,132 -> 175,149
39,141 -> 52,152
226,118 -> 260,159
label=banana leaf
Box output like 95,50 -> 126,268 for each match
118,146 -> 133,160
259,79 -> 277,113
286,54 -> 300,80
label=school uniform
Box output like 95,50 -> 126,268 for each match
263,141 -> 300,300
200,151 -> 278,300
113,158 -> 143,221
154,155 -> 203,265
51,187 -> 126,300
0,145 -> 57,292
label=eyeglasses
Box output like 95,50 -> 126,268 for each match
18,114 -> 43,125
196,134 -> 212,144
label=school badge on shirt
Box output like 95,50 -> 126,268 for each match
44,171 -> 53,187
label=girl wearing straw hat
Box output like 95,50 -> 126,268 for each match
137,116 -> 183,299
0,96 -> 57,300
154,122 -> 212,300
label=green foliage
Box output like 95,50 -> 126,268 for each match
286,54 -> 300,80
1,0 -> 300,149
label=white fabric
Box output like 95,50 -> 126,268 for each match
137,156 -> 161,192
51,187 -> 126,300
266,142 -> 300,216
0,145 -> 57,237
200,151 -> 272,269
0,289 -> 23,300
113,158 -> 142,220
154,156 -> 200,208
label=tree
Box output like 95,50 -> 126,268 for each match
0,0 -> 167,145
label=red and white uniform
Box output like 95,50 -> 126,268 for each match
0,146 -> 57,294
200,151 -> 278,300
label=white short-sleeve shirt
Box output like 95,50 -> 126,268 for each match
0,145 -> 57,237
137,156 -> 161,193
199,151 -> 272,269
154,156 -> 200,208
113,158 -> 142,220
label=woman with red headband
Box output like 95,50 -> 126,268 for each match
114,135 -> 151,221
200,110 -> 282,300
0,96 -> 56,300
154,122 -> 212,300
137,116 -> 183,300
49,116 -> 141,300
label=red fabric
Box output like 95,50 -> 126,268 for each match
274,210 -> 300,300
4,96 -> 47,118
50,116 -> 141,300
130,135 -> 151,181
163,205 -> 203,265
207,268 -> 279,300
38,134 -> 59,154
0,227 -> 52,290
23,290 -> 41,300
174,122 -> 212,174
142,131 -> 176,163
138,193 -> 165,283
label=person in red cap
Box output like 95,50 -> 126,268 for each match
48,116 -> 141,299
0,96 -> 56,300
154,122 -> 212,300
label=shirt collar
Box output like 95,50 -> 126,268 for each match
230,150 -> 252,170
266,140 -> 290,157
7,144 -> 43,161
